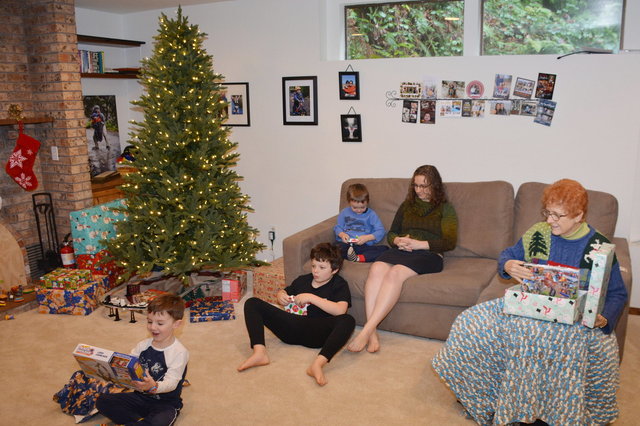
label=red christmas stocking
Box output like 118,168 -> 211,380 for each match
5,125 -> 40,191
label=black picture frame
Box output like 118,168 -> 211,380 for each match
339,71 -> 360,100
282,76 -> 318,125
222,82 -> 250,127
340,114 -> 362,142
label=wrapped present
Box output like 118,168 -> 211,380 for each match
222,270 -> 249,302
284,295 -> 309,316
41,268 -> 92,290
70,199 -> 128,255
503,285 -> 586,325
36,280 -> 106,315
253,258 -> 286,305
76,250 -> 124,288
582,243 -> 615,328
189,298 -> 235,322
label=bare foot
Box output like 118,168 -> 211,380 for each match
347,331 -> 370,352
306,356 -> 328,386
237,345 -> 270,372
367,332 -> 380,353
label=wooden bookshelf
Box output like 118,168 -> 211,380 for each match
78,34 -> 144,79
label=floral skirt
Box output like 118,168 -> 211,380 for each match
53,370 -> 129,423
432,298 -> 620,426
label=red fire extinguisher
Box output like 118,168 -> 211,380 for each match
60,233 -> 76,268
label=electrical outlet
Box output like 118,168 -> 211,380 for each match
51,146 -> 59,161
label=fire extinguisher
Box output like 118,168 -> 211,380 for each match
60,233 -> 76,268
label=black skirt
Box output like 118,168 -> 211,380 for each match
375,248 -> 443,275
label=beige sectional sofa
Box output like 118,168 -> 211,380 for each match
283,179 -> 633,357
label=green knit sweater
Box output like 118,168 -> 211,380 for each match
386,198 -> 458,253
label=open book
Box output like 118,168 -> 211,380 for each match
73,343 -> 145,389
521,263 -> 580,299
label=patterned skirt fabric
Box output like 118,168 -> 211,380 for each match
53,370 -> 129,422
432,298 -> 620,426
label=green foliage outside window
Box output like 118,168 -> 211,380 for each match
346,1 -> 464,59
482,0 -> 624,55
345,0 -> 623,59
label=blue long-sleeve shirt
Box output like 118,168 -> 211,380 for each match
498,224 -> 628,334
334,207 -> 386,245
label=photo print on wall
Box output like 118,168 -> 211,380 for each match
535,73 -> 557,99
493,74 -> 512,99
442,80 -> 465,99
83,95 -> 120,177
513,77 -> 535,98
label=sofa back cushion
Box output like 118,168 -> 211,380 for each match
339,179 -> 514,260
513,182 -> 618,243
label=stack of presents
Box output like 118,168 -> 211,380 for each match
36,199 -> 128,315
503,243 -> 615,327
36,198 -> 290,321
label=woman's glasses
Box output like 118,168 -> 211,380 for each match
412,183 -> 431,190
541,209 -> 568,221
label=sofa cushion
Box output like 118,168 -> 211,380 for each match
445,181 -> 514,260
339,257 -> 498,308
513,182 -> 618,243
339,179 -> 514,260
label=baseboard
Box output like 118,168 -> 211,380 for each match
630,307 -> 640,316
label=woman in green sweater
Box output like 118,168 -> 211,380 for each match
347,165 -> 458,353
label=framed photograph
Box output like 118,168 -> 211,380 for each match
282,76 -> 318,125
222,82 -> 250,126
339,71 -> 360,100
83,95 -> 120,177
340,114 -> 362,142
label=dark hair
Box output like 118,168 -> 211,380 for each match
407,165 -> 447,206
346,183 -> 369,203
310,242 -> 343,271
147,293 -> 185,321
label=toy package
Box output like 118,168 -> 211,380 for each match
521,263 -> 580,299
72,343 -> 145,389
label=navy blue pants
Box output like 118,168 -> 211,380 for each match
96,391 -> 180,426
244,297 -> 355,361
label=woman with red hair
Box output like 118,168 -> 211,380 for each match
433,178 -> 628,425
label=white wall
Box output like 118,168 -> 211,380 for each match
76,0 -> 640,306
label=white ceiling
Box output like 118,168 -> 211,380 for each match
75,0 -> 229,14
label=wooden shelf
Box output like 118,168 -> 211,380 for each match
81,72 -> 139,79
77,34 -> 145,47
0,116 -> 54,126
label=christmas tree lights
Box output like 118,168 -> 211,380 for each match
106,7 -> 265,282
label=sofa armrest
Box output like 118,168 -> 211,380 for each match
282,216 -> 337,285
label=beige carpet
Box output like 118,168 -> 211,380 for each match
1,291 -> 639,425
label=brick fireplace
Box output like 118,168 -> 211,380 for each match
0,0 -> 93,291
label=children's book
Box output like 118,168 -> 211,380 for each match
521,263 -> 580,299
73,343 -> 145,389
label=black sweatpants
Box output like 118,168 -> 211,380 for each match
96,391 -> 180,426
243,297 -> 355,361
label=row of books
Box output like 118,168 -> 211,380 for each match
79,49 -> 105,74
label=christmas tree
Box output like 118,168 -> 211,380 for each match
106,8 -> 265,282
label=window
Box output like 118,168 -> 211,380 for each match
482,0 -> 625,55
345,1 -> 465,60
